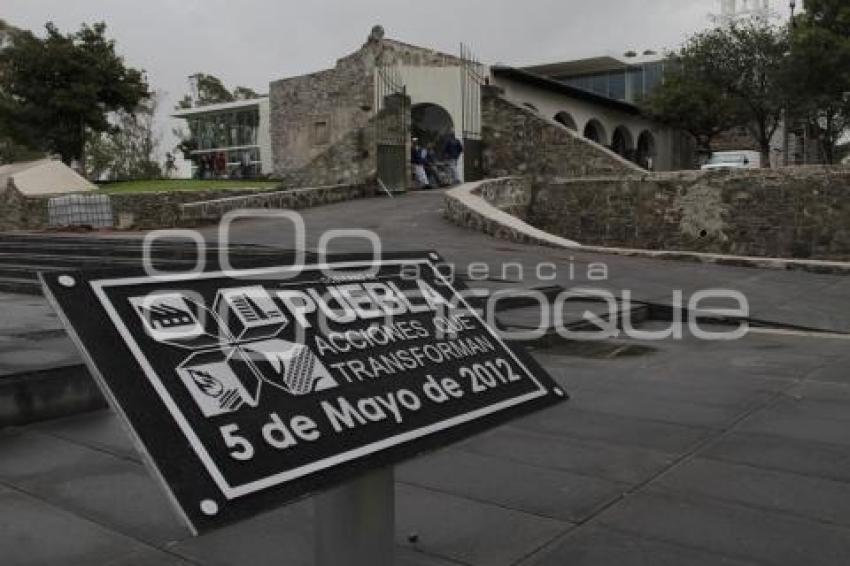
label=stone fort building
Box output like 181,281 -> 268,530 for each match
175,26 -> 693,188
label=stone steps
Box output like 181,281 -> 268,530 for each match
0,277 -> 42,295
0,234 -> 303,426
0,234 -> 296,296
0,364 -> 105,428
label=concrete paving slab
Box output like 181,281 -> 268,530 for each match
635,361 -> 795,393
536,349 -> 794,397
806,358 -> 850,385
0,489 -> 180,566
170,499 -> 313,566
700,330 -> 850,362
397,448 -> 627,523
545,365 -> 777,413
789,380 -> 850,403
679,348 -> 827,380
735,400 -> 850,447
396,548 -> 465,566
3,190 -> 850,564
522,525 -> 760,566
653,457 -> 850,528
95,548 -> 195,566
512,407 -> 712,453
555,385 -> 755,429
597,492 -> 850,566
703,432 -> 850,485
33,409 -> 141,462
766,396 -> 850,424
395,483 -> 571,566
0,430 -> 189,546
459,427 -> 675,485
495,301 -> 614,330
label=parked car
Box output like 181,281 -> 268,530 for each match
701,151 -> 761,170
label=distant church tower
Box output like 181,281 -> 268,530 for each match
717,0 -> 773,24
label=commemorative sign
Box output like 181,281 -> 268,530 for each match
42,252 -> 565,533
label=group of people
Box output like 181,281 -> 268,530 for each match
194,150 -> 257,179
411,131 -> 463,189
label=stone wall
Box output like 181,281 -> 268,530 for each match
0,181 -> 48,231
444,177 -> 558,245
270,63 -> 374,183
476,176 -> 533,220
110,187 -> 286,229
180,183 -> 371,223
480,86 -> 645,180
0,183 -> 372,231
278,116 -> 378,189
269,29 -> 464,188
529,166 -> 850,260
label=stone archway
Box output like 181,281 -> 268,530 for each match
411,103 -> 455,152
583,119 -> 607,145
636,130 -> 657,170
612,126 -> 635,161
554,111 -> 577,131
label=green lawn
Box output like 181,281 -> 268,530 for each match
97,179 -> 282,194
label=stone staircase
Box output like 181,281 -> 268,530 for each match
0,233 -> 302,427
0,233 -> 296,295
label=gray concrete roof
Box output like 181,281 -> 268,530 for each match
2,190 -> 850,565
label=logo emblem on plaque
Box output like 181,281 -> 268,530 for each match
131,288 -> 336,418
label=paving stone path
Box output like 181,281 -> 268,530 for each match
2,190 -> 850,565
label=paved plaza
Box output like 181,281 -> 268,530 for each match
2,190 -> 850,565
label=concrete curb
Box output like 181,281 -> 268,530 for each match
444,179 -> 850,275
0,364 -> 105,428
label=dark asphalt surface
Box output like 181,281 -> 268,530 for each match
2,190 -> 850,565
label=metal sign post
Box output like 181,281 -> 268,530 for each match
315,467 -> 395,566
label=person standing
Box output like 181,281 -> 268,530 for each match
443,131 -> 464,185
164,153 -> 177,178
411,138 -> 430,188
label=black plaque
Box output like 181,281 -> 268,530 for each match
42,252 -> 566,533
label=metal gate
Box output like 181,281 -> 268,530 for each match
460,43 -> 485,182
375,65 -> 409,193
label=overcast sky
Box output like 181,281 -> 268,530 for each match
5,0 -> 732,158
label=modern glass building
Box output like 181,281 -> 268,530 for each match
523,56 -> 669,105
172,98 -> 272,178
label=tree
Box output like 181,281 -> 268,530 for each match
643,64 -> 741,158
176,73 -> 262,108
85,94 -> 161,180
696,22 -> 789,167
189,73 -> 233,106
785,0 -> 850,163
0,19 -> 42,164
233,86 -> 261,100
0,135 -> 43,165
645,21 -> 790,167
0,22 -> 149,169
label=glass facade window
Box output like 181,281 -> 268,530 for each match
643,62 -> 665,96
557,61 -> 667,104
181,106 -> 263,178
609,72 -> 626,101
628,69 -> 644,103
591,74 -> 608,97
187,108 -> 260,151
